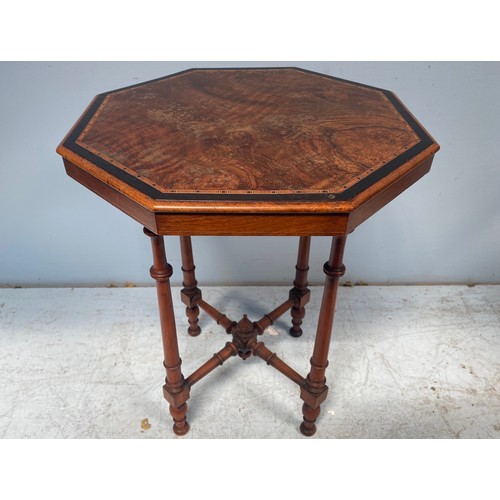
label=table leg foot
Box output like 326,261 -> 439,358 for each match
163,376 -> 191,436
180,236 -> 202,337
289,236 -> 311,337
185,305 -> 201,337
170,403 -> 190,436
289,309 -> 305,337
300,403 -> 320,436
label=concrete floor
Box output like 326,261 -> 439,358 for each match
0,285 -> 499,439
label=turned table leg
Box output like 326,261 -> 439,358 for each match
179,236 -> 202,336
300,235 -> 346,436
289,236 -> 311,337
144,228 -> 190,436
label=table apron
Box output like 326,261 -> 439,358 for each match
155,212 -> 349,236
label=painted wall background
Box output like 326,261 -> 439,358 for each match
0,61 -> 498,286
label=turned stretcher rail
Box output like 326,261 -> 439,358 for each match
254,299 -> 294,334
253,341 -> 306,387
197,298 -> 234,331
186,342 -> 238,387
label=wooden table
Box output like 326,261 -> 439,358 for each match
57,67 -> 439,436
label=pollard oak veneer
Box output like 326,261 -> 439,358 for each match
57,68 -> 439,436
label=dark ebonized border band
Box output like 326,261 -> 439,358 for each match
63,69 -> 435,203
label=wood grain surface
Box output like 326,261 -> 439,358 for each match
74,69 -> 421,195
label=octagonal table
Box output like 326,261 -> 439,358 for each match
57,67 -> 439,436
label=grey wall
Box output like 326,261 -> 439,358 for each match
1,62 -> 499,287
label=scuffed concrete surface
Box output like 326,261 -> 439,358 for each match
0,286 -> 499,438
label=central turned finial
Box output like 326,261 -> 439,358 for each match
237,314 -> 253,332
231,314 -> 258,360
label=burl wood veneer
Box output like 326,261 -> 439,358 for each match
57,67 -> 439,436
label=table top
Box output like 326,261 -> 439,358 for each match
57,68 -> 439,236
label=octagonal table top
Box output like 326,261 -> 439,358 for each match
57,67 -> 439,235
